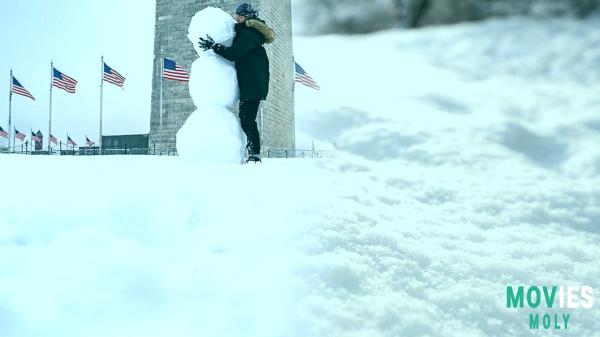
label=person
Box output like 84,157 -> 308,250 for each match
198,3 -> 275,163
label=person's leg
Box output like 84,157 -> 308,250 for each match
239,98 -> 261,155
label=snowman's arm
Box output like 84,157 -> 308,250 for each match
214,31 -> 261,62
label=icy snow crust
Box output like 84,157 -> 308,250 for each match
2,16 -> 600,337
177,7 -> 244,164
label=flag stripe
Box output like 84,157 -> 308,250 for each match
11,86 -> 36,100
296,81 -> 320,89
104,73 -> 125,82
295,76 -> 320,90
104,73 -> 125,81
60,73 -> 77,84
295,75 -> 319,87
163,70 -> 190,81
104,76 -> 124,86
53,80 -> 77,93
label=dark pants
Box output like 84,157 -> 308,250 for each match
239,98 -> 261,155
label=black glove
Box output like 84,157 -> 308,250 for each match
198,35 -> 216,51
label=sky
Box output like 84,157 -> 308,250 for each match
0,0 -> 156,146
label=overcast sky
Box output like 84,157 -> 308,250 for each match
0,0 -> 156,145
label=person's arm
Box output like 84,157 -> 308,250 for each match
213,31 -> 261,62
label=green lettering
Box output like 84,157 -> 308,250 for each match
530,314 -> 540,329
543,314 -> 551,329
527,287 -> 541,308
563,314 -> 570,330
543,286 -> 557,308
507,286 -> 524,308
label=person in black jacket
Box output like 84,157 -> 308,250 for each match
199,3 -> 275,163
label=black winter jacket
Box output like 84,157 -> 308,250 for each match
214,19 -> 275,101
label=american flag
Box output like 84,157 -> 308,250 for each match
11,76 -> 35,100
0,126 -> 8,139
163,58 -> 190,82
103,62 -> 126,87
31,131 -> 42,143
50,134 -> 58,145
53,67 -> 78,93
14,129 -> 26,142
67,136 -> 77,146
85,136 -> 95,147
295,62 -> 320,90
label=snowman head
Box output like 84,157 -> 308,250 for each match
188,7 -> 236,57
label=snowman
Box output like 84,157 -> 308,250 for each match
176,7 -> 245,164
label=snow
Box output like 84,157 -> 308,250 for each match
177,7 -> 244,164
2,16 -> 600,337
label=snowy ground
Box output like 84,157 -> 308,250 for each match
2,16 -> 600,337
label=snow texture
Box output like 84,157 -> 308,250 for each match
177,7 -> 244,164
290,16 -> 600,336
1,15 -> 600,337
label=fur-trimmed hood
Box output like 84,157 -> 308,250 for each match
246,19 -> 275,44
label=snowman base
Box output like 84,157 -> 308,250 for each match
176,106 -> 245,165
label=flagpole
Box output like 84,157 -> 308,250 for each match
48,61 -> 53,152
8,69 -> 12,151
159,51 -> 164,130
99,55 -> 104,150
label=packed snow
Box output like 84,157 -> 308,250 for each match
177,7 -> 244,164
1,15 -> 600,337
